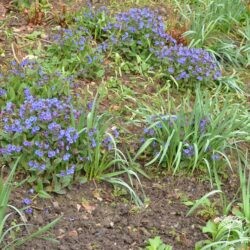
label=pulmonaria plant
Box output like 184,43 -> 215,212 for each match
154,45 -> 222,83
100,7 -> 221,83
73,5 -> 111,41
0,59 -> 74,108
103,8 -> 176,61
48,28 -> 104,78
0,89 -> 121,194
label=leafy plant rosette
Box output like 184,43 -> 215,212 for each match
46,27 -> 104,78
73,5 -> 112,42
99,7 -> 222,84
153,45 -> 222,85
145,236 -> 172,250
0,90 -> 131,197
102,8 -> 176,63
195,216 -> 250,250
0,60 -> 72,108
134,90 -> 249,177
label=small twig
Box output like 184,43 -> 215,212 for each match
11,42 -> 20,64
93,180 -> 98,189
14,33 -> 54,44
39,38 -> 53,44
31,205 -> 44,211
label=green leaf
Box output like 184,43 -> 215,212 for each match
38,190 -> 51,199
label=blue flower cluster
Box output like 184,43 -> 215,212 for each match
59,165 -> 76,177
73,5 -> 110,42
0,144 -> 22,155
154,45 -> 221,82
0,59 -> 76,107
102,127 -> 119,151
99,7 -> 221,83
22,197 -> 33,214
49,27 -> 104,78
0,88 -> 121,188
183,144 -> 194,157
104,8 -> 176,47
52,28 -> 88,51
0,89 -> 79,176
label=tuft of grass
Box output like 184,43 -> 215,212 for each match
133,88 -> 249,184
174,0 -> 250,68
0,157 -> 61,249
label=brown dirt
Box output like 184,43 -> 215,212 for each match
9,175 -> 212,250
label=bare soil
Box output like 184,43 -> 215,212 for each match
11,175 -> 212,250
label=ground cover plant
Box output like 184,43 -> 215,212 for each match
0,0 -> 249,249
0,157 -> 61,249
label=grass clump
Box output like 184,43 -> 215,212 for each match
134,89 -> 249,179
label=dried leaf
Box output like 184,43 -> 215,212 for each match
93,190 -> 103,201
81,199 -> 96,214
68,230 -> 78,238
0,4 -> 6,20
76,203 -> 81,212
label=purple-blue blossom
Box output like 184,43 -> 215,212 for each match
22,198 -> 32,205
0,88 -> 6,97
35,150 -> 44,158
154,45 -> 221,82
183,144 -> 194,157
211,153 -> 220,161
63,153 -> 71,161
59,165 -> 75,177
24,207 -> 33,214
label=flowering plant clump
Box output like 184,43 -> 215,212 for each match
134,90 -> 247,179
103,8 -> 176,61
0,60 -> 74,107
47,27 -> 104,78
98,7 -> 222,83
73,5 -> 111,41
0,89 -> 122,194
154,45 -> 222,83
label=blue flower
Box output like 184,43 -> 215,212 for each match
91,138 -> 97,148
31,126 -> 40,134
112,128 -> 119,138
4,144 -> 22,154
59,165 -> 75,177
23,141 -> 33,147
6,102 -> 13,113
62,153 -> 71,161
211,153 -> 220,161
87,101 -> 93,110
48,122 -> 61,131
24,88 -> 33,101
199,118 -> 209,133
39,111 -> 52,122
35,150 -> 44,158
144,128 -> 154,136
24,207 -> 33,214
0,88 -> 6,97
183,144 -> 194,157
48,150 -> 56,158
168,67 -> 174,74
22,198 -> 32,205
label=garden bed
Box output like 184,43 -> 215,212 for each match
0,0 -> 249,249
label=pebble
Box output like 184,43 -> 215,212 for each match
68,230 -> 78,238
